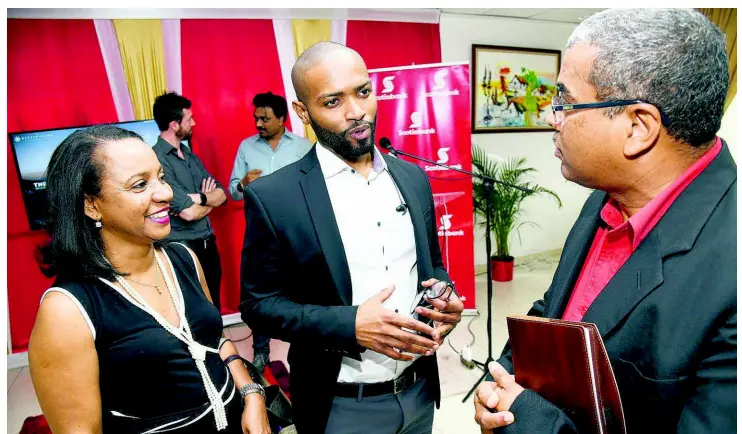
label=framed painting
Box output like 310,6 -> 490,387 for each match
472,44 -> 561,133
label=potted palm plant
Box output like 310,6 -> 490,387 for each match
472,145 -> 562,281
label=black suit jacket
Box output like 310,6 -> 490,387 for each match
496,142 -> 737,434
239,146 -> 451,434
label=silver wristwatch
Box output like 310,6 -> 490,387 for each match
239,383 -> 266,400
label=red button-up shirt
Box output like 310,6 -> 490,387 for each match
562,138 -> 722,321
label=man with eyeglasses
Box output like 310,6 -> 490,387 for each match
474,9 -> 735,434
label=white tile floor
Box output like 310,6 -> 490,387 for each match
6,253 -> 558,433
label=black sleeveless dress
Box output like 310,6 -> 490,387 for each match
47,243 -> 243,433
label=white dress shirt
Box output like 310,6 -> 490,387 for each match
315,143 -> 420,383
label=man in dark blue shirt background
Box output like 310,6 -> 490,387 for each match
152,91 -> 227,310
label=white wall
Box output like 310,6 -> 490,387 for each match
440,13 -> 592,264
717,96 -> 737,161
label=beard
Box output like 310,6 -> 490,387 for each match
258,127 -> 280,140
176,126 -> 192,141
310,116 -> 376,162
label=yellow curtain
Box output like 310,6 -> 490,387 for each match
292,19 -> 333,143
698,8 -> 737,112
113,20 -> 168,120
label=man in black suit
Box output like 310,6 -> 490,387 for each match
240,41 -> 464,434
474,8 -> 736,434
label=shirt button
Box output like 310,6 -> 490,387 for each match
367,181 -> 370,186
377,222 -> 381,227
385,266 -> 389,271
351,169 -> 356,174
581,306 -> 588,315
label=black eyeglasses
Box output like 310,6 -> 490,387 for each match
551,97 -> 670,125
410,281 -> 453,328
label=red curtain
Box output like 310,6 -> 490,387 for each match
7,19 -> 119,352
181,19 -> 288,315
346,21 -> 442,70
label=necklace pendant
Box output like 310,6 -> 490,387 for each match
155,285 -> 162,295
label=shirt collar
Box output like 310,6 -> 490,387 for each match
316,143 -> 387,179
156,136 -> 187,155
599,137 -> 722,249
256,129 -> 293,149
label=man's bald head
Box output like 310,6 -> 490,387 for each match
289,41 -> 377,163
291,41 -> 366,103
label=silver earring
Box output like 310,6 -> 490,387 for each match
95,221 -> 103,229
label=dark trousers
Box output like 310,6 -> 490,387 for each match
253,332 -> 270,355
324,376 -> 435,434
184,235 -> 222,311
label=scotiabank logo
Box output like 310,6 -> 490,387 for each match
398,111 -> 436,136
424,147 -> 463,172
433,70 -> 447,90
409,112 -> 423,129
438,214 -> 464,237
377,75 -> 408,101
425,70 -> 460,98
382,76 -> 395,93
439,214 -> 453,230
437,147 -> 450,164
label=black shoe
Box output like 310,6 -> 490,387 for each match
253,352 -> 270,374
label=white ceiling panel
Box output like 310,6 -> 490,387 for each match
441,8 -> 497,15
528,8 -> 604,23
483,8 -> 553,18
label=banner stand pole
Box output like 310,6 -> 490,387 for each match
378,141 -> 533,403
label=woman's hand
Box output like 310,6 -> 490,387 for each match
241,393 -> 271,434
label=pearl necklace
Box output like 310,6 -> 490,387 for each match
115,250 -> 228,430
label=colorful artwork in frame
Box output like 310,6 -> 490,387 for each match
472,45 -> 561,133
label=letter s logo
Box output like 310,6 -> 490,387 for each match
437,147 -> 450,164
432,70 -> 448,90
409,112 -> 422,129
439,214 -> 453,231
382,76 -> 395,94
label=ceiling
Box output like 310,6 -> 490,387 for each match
440,8 -> 606,24
7,7 -> 605,24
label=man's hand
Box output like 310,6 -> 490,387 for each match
201,177 -> 217,193
415,278 -> 463,345
241,169 -> 263,186
473,362 -> 525,432
356,286 -> 440,361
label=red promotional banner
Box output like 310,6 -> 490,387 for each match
369,63 -> 475,310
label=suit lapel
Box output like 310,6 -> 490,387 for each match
384,156 -> 433,292
581,231 -> 664,337
545,194 -> 604,318
298,148 -> 353,306
582,141 -> 736,338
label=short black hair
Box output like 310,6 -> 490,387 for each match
153,91 -> 192,132
252,92 -> 288,121
38,125 -> 143,281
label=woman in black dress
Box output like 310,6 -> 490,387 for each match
28,125 -> 270,433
